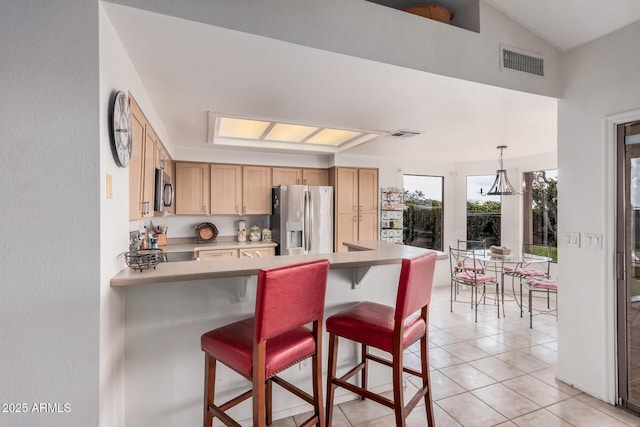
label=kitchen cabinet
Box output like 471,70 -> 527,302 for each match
272,167 -> 302,186
210,164 -> 242,215
128,95 -> 156,220
242,165 -> 272,214
197,247 -> 275,260
239,247 -> 275,258
272,167 -> 329,186
330,167 -> 379,252
175,162 -> 210,215
302,168 -> 329,186
197,249 -> 238,260
211,164 -> 271,215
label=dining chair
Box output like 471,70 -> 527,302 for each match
449,247 -> 500,322
200,259 -> 330,427
325,252 -> 437,427
503,243 -> 551,280
522,276 -> 558,328
503,243 -> 551,315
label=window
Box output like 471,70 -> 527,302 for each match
403,175 -> 443,251
523,169 -> 558,261
466,175 -> 501,247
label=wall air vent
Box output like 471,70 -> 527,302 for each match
388,129 -> 423,138
501,46 -> 544,76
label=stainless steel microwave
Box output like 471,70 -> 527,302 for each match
154,168 -> 173,212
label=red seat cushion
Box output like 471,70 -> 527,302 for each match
326,301 -> 426,353
201,318 -> 316,380
526,277 -> 558,290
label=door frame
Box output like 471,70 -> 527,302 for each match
607,108 -> 640,407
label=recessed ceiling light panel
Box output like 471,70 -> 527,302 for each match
208,112 -> 384,153
306,129 -> 361,145
218,117 -> 270,140
265,123 -> 318,143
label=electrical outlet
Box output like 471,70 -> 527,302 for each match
299,359 -> 309,370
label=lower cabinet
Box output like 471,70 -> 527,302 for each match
197,247 -> 275,260
239,247 -> 275,258
197,249 -> 238,260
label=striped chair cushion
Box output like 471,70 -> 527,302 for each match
504,267 -> 547,277
455,272 -> 497,283
525,277 -> 557,290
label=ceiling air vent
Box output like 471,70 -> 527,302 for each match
389,129 -> 423,138
501,46 -> 544,76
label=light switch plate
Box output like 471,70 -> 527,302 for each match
106,173 -> 113,199
563,232 -> 580,247
581,232 -> 602,249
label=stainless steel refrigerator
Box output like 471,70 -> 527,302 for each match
271,185 -> 334,255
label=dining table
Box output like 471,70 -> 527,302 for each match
474,250 -> 552,316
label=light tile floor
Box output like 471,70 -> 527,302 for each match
272,285 -> 640,426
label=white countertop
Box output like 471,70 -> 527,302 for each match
111,241 -> 446,287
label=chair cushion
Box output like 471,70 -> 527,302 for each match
504,267 -> 546,277
326,301 -> 425,353
526,277 -> 558,290
201,318 -> 316,380
454,272 -> 497,284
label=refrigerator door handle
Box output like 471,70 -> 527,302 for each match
308,190 -> 313,252
304,190 -> 311,253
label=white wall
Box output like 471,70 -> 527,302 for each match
557,19 -> 640,402
0,2 -> 100,426
105,0 -> 561,98
99,5 -> 198,424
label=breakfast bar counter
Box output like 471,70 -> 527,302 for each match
112,241 -> 446,426
110,240 -> 445,287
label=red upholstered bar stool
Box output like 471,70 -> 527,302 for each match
201,259 -> 330,427
325,252 -> 437,427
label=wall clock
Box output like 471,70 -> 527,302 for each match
110,90 -> 132,167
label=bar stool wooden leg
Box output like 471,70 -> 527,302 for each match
326,333 -> 338,427
266,380 -> 272,426
420,334 -> 435,426
392,342 -> 406,426
203,354 -> 216,427
312,321 -> 325,427
361,344 -> 369,397
253,342 -> 267,427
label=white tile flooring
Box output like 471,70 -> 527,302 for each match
271,285 -> 640,426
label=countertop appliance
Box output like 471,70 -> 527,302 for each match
271,185 -> 333,255
154,168 -> 173,212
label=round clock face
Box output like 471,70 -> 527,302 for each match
111,91 -> 132,167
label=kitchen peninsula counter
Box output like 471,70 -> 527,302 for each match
110,241 -> 445,287
114,241 -> 447,426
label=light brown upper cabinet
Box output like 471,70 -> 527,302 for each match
210,164 -> 272,215
175,162 -> 210,215
242,165 -> 272,215
272,167 -> 329,186
129,95 -> 157,220
210,164 -> 242,215
272,167 -> 302,186
302,169 -> 329,186
330,167 -> 379,252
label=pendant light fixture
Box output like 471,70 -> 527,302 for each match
483,145 -> 520,196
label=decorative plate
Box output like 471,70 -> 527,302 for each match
195,222 -> 219,242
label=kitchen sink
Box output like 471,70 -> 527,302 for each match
164,251 -> 195,262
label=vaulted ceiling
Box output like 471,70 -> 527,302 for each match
103,1 -> 640,163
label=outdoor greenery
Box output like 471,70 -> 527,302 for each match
530,170 -> 558,248
467,200 -> 501,247
403,190 -> 442,250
